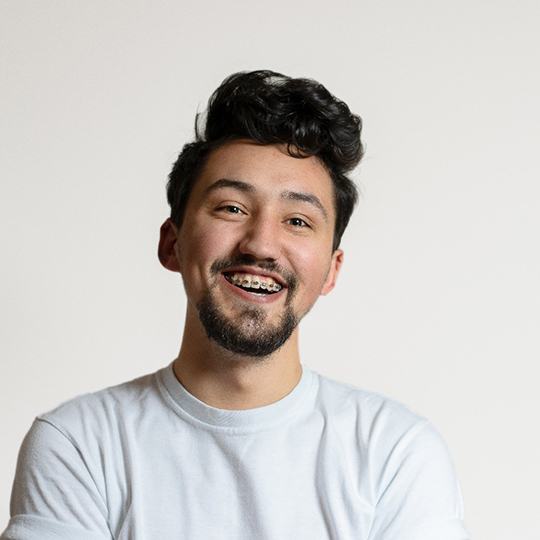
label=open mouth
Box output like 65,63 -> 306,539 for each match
223,271 -> 284,296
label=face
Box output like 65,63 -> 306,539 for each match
159,140 -> 343,357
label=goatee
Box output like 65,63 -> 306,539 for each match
197,290 -> 298,357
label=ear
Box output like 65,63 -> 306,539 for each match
158,218 -> 182,272
320,249 -> 344,296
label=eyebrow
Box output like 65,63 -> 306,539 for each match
204,178 -> 328,221
204,178 -> 255,195
280,190 -> 328,221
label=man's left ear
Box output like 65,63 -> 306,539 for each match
321,249 -> 344,296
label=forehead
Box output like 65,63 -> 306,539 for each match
193,140 -> 335,212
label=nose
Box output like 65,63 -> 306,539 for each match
237,213 -> 281,261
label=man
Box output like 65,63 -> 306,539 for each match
2,70 -> 469,539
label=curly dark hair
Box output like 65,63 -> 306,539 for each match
166,70 -> 364,251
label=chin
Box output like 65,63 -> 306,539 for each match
197,290 -> 299,358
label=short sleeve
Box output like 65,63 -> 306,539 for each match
367,421 -> 470,540
1,418 -> 111,540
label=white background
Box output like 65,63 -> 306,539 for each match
1,1 -> 539,538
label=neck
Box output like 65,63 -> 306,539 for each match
172,310 -> 302,410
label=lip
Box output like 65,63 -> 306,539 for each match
220,273 -> 286,304
221,266 -> 287,288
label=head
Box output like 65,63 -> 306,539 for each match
167,70 -> 363,252
160,70 -> 363,358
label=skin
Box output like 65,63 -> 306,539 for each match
158,139 -> 344,410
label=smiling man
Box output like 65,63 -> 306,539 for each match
159,138 -> 344,408
2,71 -> 469,540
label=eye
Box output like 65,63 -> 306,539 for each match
287,217 -> 310,228
218,205 -> 245,215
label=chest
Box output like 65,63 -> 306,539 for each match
103,417 -> 375,539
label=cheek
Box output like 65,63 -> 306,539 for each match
292,247 -> 332,298
178,221 -> 235,280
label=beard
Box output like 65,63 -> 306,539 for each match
196,255 -> 300,357
197,289 -> 299,357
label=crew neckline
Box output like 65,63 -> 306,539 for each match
157,360 -> 316,432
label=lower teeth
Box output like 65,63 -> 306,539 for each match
240,285 -> 271,294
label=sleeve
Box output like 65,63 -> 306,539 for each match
1,418 -> 111,540
367,421 -> 470,540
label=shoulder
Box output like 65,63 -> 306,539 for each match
312,368 -> 429,441
36,367 -> 166,445
3,372 -> 161,539
311,368 -> 459,482
312,369 -> 464,515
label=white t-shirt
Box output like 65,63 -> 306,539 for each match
2,362 -> 469,539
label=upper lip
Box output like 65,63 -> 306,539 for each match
221,266 -> 287,287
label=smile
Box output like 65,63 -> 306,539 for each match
220,272 -> 287,305
223,272 -> 282,295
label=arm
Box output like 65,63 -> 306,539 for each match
367,421 -> 470,540
2,418 -> 111,540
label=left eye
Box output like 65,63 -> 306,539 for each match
219,205 -> 244,214
288,217 -> 309,228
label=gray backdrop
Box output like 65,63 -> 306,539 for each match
1,1 -> 539,539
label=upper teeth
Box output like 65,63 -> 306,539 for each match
228,272 -> 282,292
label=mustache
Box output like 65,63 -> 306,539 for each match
210,255 -> 298,292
